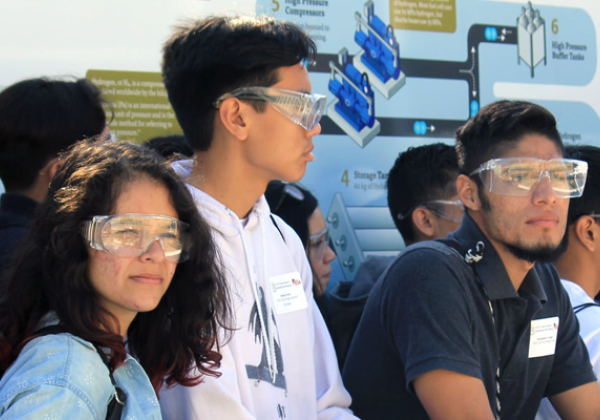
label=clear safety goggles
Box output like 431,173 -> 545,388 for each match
81,214 -> 191,263
422,199 -> 464,223
308,227 -> 330,262
398,199 -> 465,224
213,86 -> 327,131
470,158 -> 588,198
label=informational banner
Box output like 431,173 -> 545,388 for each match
1,0 -> 600,285
86,70 -> 182,143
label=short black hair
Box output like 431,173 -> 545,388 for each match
387,143 -> 459,243
144,135 -> 193,160
264,181 -> 318,248
161,15 -> 317,152
455,100 -> 564,176
565,145 -> 600,225
0,78 -> 106,191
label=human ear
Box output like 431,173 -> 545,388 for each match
217,98 -> 249,141
39,157 -> 62,182
574,216 -> 597,253
457,174 -> 482,211
412,208 -> 435,238
47,158 -> 63,180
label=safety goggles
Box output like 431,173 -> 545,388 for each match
308,227 -> 330,262
421,199 -> 464,223
213,86 -> 327,131
398,199 -> 464,224
470,158 -> 588,198
81,214 -> 191,263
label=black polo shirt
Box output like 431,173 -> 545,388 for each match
0,193 -> 38,278
342,213 -> 596,420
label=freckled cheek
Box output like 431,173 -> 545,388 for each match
89,251 -> 125,285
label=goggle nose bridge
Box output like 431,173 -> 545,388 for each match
139,235 -> 168,256
539,168 -> 551,180
528,168 -> 559,195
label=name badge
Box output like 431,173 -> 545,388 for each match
529,317 -> 559,358
270,271 -> 308,315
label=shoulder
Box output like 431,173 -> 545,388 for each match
380,240 -> 470,290
0,226 -> 29,245
366,241 -> 476,321
0,334 -> 113,417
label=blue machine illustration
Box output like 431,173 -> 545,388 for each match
353,1 -> 406,99
327,47 -> 381,147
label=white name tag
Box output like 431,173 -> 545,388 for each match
529,317 -> 559,358
270,271 -> 308,315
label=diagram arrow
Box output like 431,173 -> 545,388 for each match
428,125 -> 436,132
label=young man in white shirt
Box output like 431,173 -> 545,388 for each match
159,15 -> 357,420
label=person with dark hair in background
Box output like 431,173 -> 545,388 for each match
0,77 -> 109,277
536,145 -> 600,419
265,181 -> 336,300
388,143 -> 462,246
343,100 -> 600,419
159,15 -> 356,420
325,143 -> 462,371
0,140 -> 231,418
144,134 -> 193,160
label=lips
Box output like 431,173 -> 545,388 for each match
527,213 -> 560,228
304,146 -> 315,162
130,273 -> 163,284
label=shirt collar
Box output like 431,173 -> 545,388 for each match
447,212 -> 547,303
0,193 -> 39,217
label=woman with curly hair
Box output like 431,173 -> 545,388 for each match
0,140 -> 231,419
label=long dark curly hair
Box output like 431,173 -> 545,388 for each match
0,140 -> 232,393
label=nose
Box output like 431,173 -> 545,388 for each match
141,239 -> 166,262
323,245 -> 336,264
531,174 -> 557,205
306,122 -> 321,137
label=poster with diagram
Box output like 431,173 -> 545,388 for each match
256,0 -> 598,282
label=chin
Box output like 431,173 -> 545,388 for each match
280,172 -> 304,183
505,240 -> 566,264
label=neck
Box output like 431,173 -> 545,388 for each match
110,312 -> 134,339
190,138 -> 269,219
12,182 -> 48,204
493,244 -> 535,291
470,211 -> 533,291
554,247 -> 600,299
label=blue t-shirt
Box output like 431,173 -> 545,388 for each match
342,213 -> 596,420
0,333 -> 162,419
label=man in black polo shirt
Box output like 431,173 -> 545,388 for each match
343,100 -> 600,419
